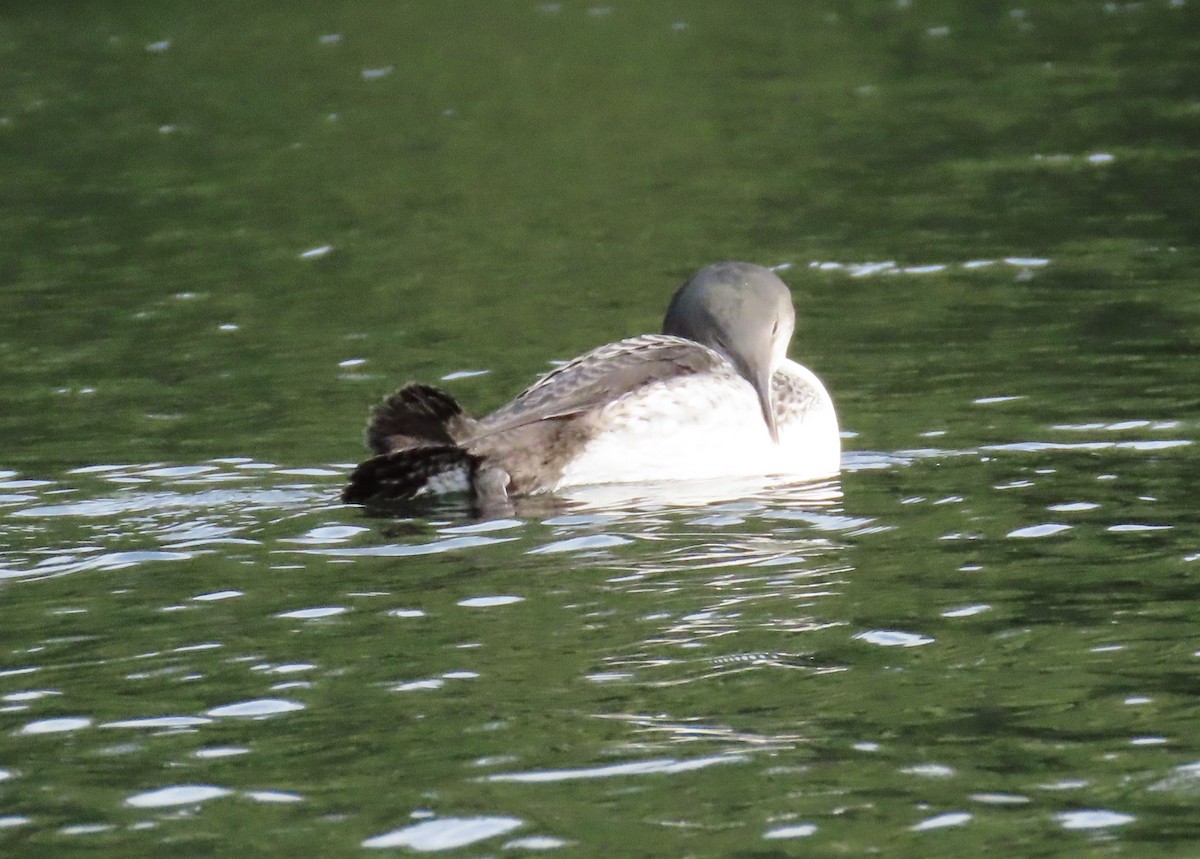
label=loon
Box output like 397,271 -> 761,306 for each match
342,261 -> 839,506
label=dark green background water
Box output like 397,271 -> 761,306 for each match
2,2 -> 1198,856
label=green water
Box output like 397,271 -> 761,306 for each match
2,2 -> 1199,856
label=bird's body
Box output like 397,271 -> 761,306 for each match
343,262 -> 840,506
544,341 -> 838,489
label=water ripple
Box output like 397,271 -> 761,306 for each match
363,817 -> 524,850
970,793 -> 1031,805
942,604 -> 991,618
483,754 -> 748,783
11,489 -> 313,519
193,590 -> 242,602
296,535 -> 517,557
194,747 -> 249,759
1048,502 -> 1100,512
1007,523 -> 1071,539
912,812 -> 972,831
243,790 -> 303,804
854,630 -> 935,647
283,525 -> 369,544
529,534 -> 632,554
205,699 -> 304,718
125,785 -> 232,808
763,823 -> 817,839
1,550 -> 194,581
458,595 -> 524,608
1056,810 -> 1136,830
985,439 -> 1192,453
17,717 -> 92,735
504,835 -> 571,850
101,716 -> 211,729
276,606 -> 346,620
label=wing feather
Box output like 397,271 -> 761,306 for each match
466,335 -> 729,442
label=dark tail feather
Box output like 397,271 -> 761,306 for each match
342,446 -> 479,504
366,384 -> 469,455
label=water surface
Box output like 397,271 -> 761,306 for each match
2,2 -> 1199,856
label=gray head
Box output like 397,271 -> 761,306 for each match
662,261 -> 796,442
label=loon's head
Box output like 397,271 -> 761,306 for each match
662,261 -> 796,443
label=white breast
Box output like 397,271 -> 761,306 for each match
552,360 -> 840,489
